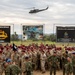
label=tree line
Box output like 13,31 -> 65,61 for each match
11,32 -> 56,42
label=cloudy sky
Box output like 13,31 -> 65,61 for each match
0,0 -> 75,34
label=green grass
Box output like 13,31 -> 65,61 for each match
10,40 -> 75,46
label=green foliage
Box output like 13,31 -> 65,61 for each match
11,32 -> 19,41
43,34 -> 56,41
43,35 -> 50,41
49,34 -> 56,41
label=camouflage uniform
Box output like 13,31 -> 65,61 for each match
5,64 -> 11,75
19,53 -> 25,74
46,51 -> 51,70
65,62 -> 73,75
9,64 -> 21,75
23,57 -> 33,75
11,51 -> 20,66
0,52 -> 5,75
72,53 -> 75,75
48,52 -> 58,75
4,49 -> 11,59
37,50 -> 41,70
32,51 -> 37,70
62,53 -> 68,75
40,51 -> 46,73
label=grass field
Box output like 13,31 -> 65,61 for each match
10,40 -> 75,46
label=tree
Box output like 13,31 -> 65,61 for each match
49,34 -> 56,42
43,34 -> 50,41
11,32 -> 19,41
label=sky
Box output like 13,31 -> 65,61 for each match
0,0 -> 75,34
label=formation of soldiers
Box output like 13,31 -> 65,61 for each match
0,43 -> 75,75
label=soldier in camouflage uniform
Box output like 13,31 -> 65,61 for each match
0,49 -> 5,75
11,50 -> 20,67
4,48 -> 11,59
23,56 -> 33,75
62,53 -> 68,75
10,62 -> 21,75
46,50 -> 51,70
19,50 -> 26,75
32,50 -> 37,70
48,51 -> 58,75
3,62 -> 11,75
4,59 -> 12,75
65,57 -> 73,75
4,58 -> 21,75
40,51 -> 46,73
72,52 -> 75,75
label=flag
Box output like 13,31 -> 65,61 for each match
13,43 -> 17,51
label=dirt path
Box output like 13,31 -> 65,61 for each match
34,70 -> 62,75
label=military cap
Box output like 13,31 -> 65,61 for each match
6,58 -> 12,62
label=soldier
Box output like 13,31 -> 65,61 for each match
4,59 -> 12,75
10,62 -> 21,75
40,50 -> 46,73
19,50 -> 26,75
32,49 -> 37,70
4,47 -> 11,59
48,51 -> 58,75
65,57 -> 73,75
23,56 -> 33,75
72,52 -> 75,75
62,52 -> 68,75
0,49 -> 5,75
4,58 -> 21,75
11,49 -> 20,67
46,50 -> 51,70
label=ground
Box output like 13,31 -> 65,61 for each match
34,70 -> 62,75
11,40 -> 75,46
33,70 -> 73,75
3,70 -> 73,75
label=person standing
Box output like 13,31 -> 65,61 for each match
40,51 -> 46,73
72,52 -> 75,75
4,58 -> 21,75
32,50 -> 37,70
3,59 -> 12,75
23,56 -> 33,75
48,51 -> 58,75
11,49 -> 20,66
65,57 -> 73,75
0,49 -> 5,75
62,53 -> 68,75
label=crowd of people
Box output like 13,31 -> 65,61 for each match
0,43 -> 75,75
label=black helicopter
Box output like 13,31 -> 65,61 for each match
29,6 -> 49,14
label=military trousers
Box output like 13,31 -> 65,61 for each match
40,60 -> 45,72
50,66 -> 57,75
73,67 -> 75,75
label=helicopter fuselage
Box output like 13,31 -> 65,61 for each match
29,6 -> 49,14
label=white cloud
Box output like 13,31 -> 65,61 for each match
0,0 -> 75,34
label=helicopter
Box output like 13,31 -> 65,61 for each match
29,6 -> 49,14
